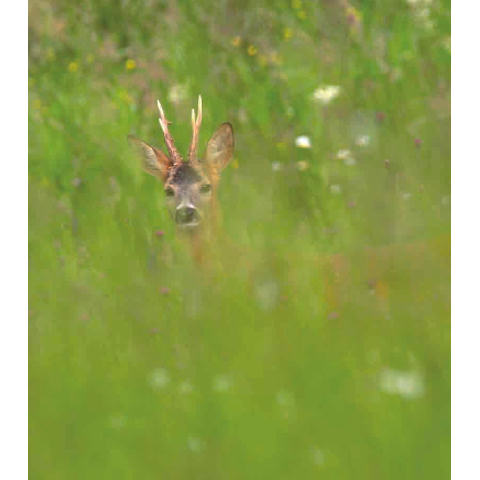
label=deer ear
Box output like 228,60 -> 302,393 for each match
127,135 -> 172,180
205,123 -> 234,174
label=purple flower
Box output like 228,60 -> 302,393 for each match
414,138 -> 423,148
155,230 -> 165,237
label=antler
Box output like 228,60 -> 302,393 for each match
188,95 -> 203,164
157,99 -> 183,165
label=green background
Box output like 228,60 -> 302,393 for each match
29,0 -> 450,478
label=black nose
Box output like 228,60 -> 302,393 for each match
175,207 -> 198,225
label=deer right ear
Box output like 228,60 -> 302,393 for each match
127,135 -> 172,180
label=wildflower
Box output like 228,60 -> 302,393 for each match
231,158 -> 239,169
272,161 -> 283,172
86,54 -> 94,64
168,83 -> 188,104
375,111 -> 386,123
125,59 -> 136,71
330,184 -> 342,195
231,36 -> 242,47
160,287 -> 171,295
297,10 -> 307,20
414,138 -> 423,147
179,381 -> 194,395
155,230 -> 165,237
68,61 -> 78,73
295,135 -> 312,149
258,54 -> 268,67
213,374 -> 232,392
283,27 -> 293,40
269,51 -> 282,65
327,311 -> 339,320
313,85 -> 341,105
148,368 -> 170,390
291,0 -> 302,9
187,436 -> 204,453
355,134 -> 370,147
378,368 -> 425,399
247,45 -> 257,56
72,177 -> 82,188
296,161 -> 309,171
347,200 -> 356,208
336,149 -> 356,165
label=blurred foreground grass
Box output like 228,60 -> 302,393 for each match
29,0 -> 450,478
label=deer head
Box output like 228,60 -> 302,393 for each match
128,96 -> 234,230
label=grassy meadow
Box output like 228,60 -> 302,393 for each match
29,0 -> 450,478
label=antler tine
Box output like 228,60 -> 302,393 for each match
156,99 -> 183,164
188,95 -> 203,164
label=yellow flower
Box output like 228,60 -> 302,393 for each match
68,61 -> 78,73
231,158 -> 239,169
86,54 -> 94,64
258,54 -> 268,67
270,52 -> 282,65
297,9 -> 307,20
231,36 -> 242,47
247,45 -> 257,56
33,98 -> 42,110
283,27 -> 293,41
291,0 -> 302,9
125,59 -> 136,71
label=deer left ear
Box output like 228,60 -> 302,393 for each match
205,123 -> 234,174
127,135 -> 172,181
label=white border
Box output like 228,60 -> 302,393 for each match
0,0 -> 28,477
451,1 -> 480,479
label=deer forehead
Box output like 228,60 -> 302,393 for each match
166,163 -> 207,188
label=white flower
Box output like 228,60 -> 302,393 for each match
213,374 -> 232,392
295,135 -> 312,149
313,85 -> 341,105
336,149 -> 356,166
167,84 -> 188,104
187,436 -> 205,453
148,368 -> 170,390
355,134 -> 370,147
272,161 -> 283,171
336,149 -> 352,160
179,381 -> 194,395
330,184 -> 342,195
378,368 -> 425,399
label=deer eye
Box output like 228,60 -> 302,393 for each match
165,187 -> 175,197
200,184 -> 211,194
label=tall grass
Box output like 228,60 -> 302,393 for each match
29,0 -> 450,478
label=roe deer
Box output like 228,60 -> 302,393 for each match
128,96 -> 234,235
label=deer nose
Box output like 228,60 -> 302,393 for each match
175,206 -> 199,225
